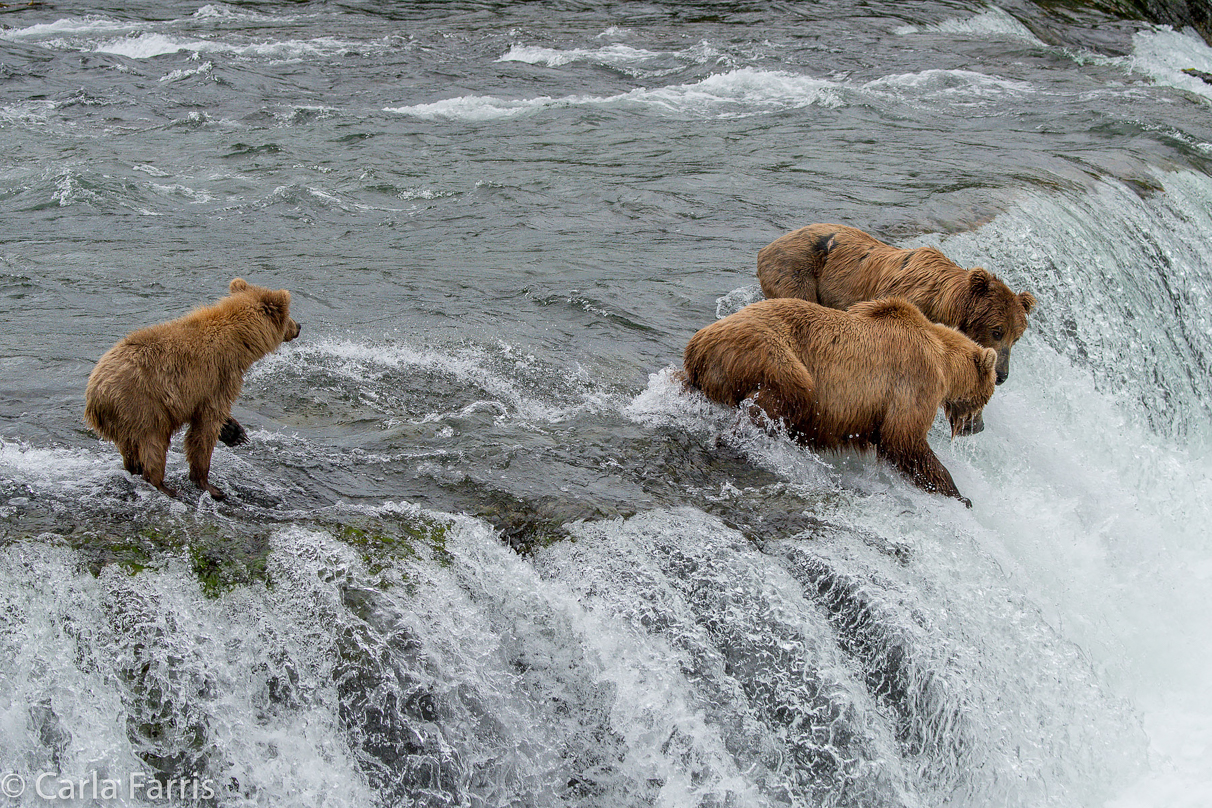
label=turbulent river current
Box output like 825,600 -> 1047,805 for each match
2,2 -> 1211,806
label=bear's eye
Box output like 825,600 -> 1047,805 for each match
990,327 -> 1004,341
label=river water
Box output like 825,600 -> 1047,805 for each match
1,2 -> 1210,806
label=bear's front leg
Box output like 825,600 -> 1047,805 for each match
185,413 -> 227,501
879,438 -> 970,507
219,416 -> 249,447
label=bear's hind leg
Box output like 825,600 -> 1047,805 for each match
185,414 -> 226,501
748,386 -> 808,438
117,439 -> 144,477
744,360 -> 819,443
137,433 -> 178,499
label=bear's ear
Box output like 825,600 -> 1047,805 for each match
230,278 -> 249,294
1019,291 -> 1036,314
259,289 -> 291,325
978,347 -> 997,377
968,268 -> 992,293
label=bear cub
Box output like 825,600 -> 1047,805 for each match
85,278 -> 300,501
683,297 -> 996,506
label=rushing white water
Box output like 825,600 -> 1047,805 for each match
936,170 -> 1212,808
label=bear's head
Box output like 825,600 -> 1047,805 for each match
959,268 -> 1035,385
941,338 -> 998,438
230,278 -> 301,346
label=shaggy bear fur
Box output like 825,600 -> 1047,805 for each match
85,278 -> 300,500
756,223 -> 1035,384
683,297 -> 997,506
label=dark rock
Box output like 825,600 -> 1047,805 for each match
1049,0 -> 1212,46
1183,66 -> 1212,83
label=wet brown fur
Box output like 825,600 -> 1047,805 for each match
84,278 -> 301,500
683,297 -> 997,506
756,223 -> 1035,383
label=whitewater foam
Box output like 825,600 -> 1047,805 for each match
89,32 -> 366,61
191,3 -> 302,24
91,33 -> 201,59
498,43 -> 663,68
497,39 -> 727,77
895,6 -> 1045,45
387,68 -> 843,121
861,68 -> 1036,109
0,440 -> 115,494
159,61 -> 214,83
0,15 -> 137,40
0,101 -> 55,126
624,367 -> 841,495
1127,27 -> 1212,100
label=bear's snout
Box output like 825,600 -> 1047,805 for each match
995,347 -> 1010,384
285,318 -> 301,342
946,404 -> 985,438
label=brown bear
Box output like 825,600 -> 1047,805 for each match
84,278 -> 300,501
683,297 -> 997,506
756,223 -> 1035,384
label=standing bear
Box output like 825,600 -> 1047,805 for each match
85,278 -> 300,501
683,297 -> 997,506
756,223 -> 1035,384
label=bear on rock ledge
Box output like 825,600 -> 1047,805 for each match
85,278 -> 300,501
683,297 -> 996,506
